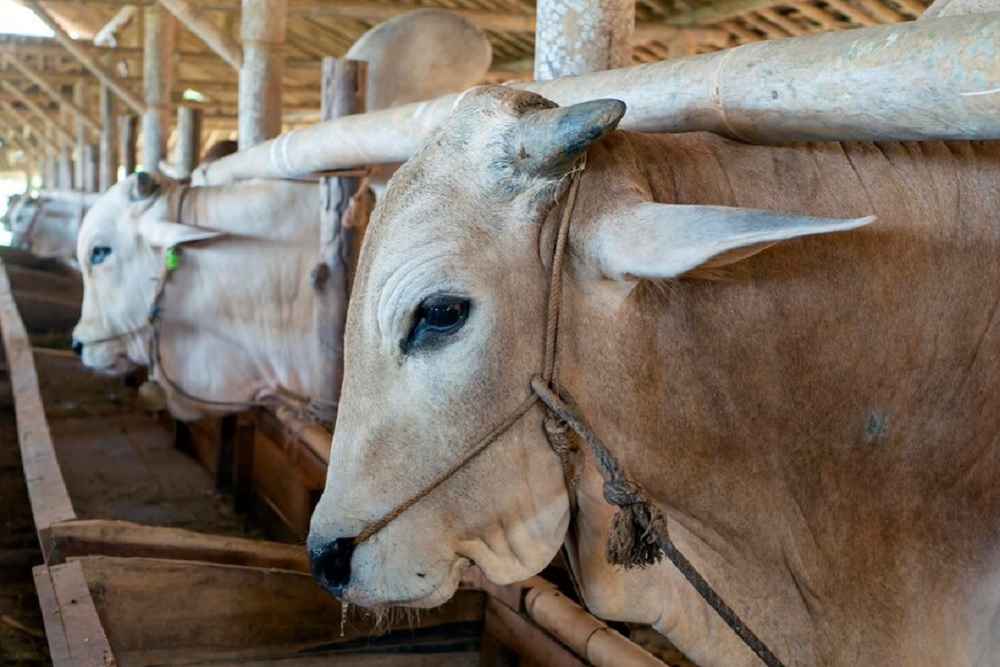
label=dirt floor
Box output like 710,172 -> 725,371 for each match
0,369 -> 51,666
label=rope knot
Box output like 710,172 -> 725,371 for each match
602,479 -> 644,506
543,410 -> 575,455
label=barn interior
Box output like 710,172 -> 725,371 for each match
0,1 -> 989,667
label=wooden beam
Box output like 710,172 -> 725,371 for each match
99,85 -> 117,189
17,0 -> 146,114
4,54 -> 101,134
93,5 -> 138,47
118,114 -> 138,175
142,5 -> 176,173
158,0 -> 243,69
173,105 -> 202,176
239,0 -> 287,148
73,81 -> 86,188
668,0 -> 782,25
0,82 -> 75,144
0,263 -> 77,558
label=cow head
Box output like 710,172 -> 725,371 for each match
72,172 -> 219,373
308,86 -> 874,609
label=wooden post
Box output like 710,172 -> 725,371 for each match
56,116 -> 73,190
142,5 -> 176,173
73,82 -> 87,189
534,0 -> 634,80
82,144 -> 98,192
99,86 -> 117,190
238,0 -> 287,149
118,115 -> 138,177
312,58 -> 368,427
175,106 -> 203,177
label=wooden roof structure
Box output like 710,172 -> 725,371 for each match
0,0 -> 931,175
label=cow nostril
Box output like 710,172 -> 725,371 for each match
309,537 -> 357,596
71,339 -> 84,357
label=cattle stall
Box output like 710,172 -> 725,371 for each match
2,1 -> 999,667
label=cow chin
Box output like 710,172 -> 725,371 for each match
341,542 -> 470,609
81,342 -> 133,375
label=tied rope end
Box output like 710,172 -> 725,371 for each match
604,480 -> 666,569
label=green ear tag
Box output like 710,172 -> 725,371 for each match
165,247 -> 179,271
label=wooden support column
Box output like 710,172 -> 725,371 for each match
533,0 -> 634,80
142,5 -> 176,173
99,86 -> 117,190
174,106 -> 203,177
118,115 -> 138,177
238,0 -> 287,149
56,113 -> 73,190
73,82 -> 87,189
82,144 -> 99,192
312,58 -> 368,426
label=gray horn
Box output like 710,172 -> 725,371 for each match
514,99 -> 627,176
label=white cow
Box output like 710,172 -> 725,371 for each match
8,194 -> 93,260
73,9 -> 493,419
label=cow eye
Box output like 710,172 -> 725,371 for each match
403,297 -> 470,354
90,246 -> 112,266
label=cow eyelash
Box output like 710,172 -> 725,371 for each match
90,246 -> 112,266
401,297 -> 471,355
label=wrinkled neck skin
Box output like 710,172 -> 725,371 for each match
557,133 -> 1000,667
145,181 -> 321,420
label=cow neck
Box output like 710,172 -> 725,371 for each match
349,157 -> 788,667
142,192 -> 325,420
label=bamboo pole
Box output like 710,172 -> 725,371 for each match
196,14 -> 1000,185
82,144 -> 98,192
239,0 -> 287,148
99,86 -> 117,190
118,115 -> 138,176
313,58 -> 368,430
142,5 -> 176,173
3,55 -> 101,134
534,0 -> 635,80
174,106 -> 203,177
57,116 -> 73,190
157,0 -> 243,69
73,82 -> 87,189
94,6 -> 138,47
17,0 -> 145,115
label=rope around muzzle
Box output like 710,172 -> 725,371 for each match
349,163 -> 787,667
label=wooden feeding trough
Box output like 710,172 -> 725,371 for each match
0,260 -> 669,667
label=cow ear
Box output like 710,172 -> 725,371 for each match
588,202 -> 875,281
138,219 -> 222,248
514,99 -> 626,177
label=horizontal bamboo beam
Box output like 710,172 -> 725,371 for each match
16,0 -> 145,114
157,0 -> 243,69
196,14 -> 1000,184
4,54 -> 101,134
669,0 -> 783,24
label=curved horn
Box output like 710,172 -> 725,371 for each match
513,99 -> 627,176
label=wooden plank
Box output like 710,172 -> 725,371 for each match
0,262 -> 76,557
72,556 -> 485,662
32,565 -> 72,667
48,561 -> 117,667
250,408 -> 328,487
48,519 -> 309,572
251,425 -> 318,539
